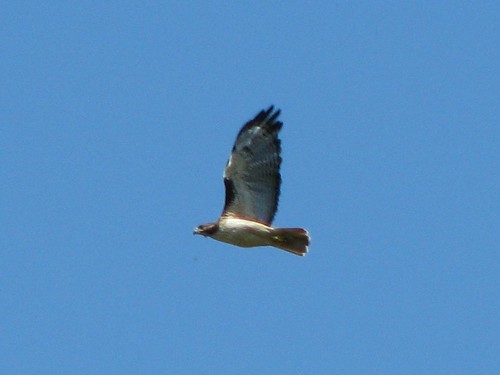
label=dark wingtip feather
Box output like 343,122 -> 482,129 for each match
255,105 -> 276,122
236,105 -> 283,139
260,105 -> 282,133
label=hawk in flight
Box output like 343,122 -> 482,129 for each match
194,106 -> 310,256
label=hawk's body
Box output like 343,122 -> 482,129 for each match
194,106 -> 310,256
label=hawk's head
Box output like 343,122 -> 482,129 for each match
193,222 -> 219,237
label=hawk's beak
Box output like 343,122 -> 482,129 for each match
193,227 -> 200,235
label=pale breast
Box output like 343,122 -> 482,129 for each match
213,217 -> 273,248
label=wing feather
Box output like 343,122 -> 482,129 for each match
222,106 -> 283,224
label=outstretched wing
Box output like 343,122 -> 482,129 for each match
222,106 -> 283,225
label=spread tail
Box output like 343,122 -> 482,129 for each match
270,228 -> 310,256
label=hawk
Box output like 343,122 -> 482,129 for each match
194,106 -> 310,256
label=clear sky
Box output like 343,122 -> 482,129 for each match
2,2 -> 499,374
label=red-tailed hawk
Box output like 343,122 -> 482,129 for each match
194,106 -> 310,256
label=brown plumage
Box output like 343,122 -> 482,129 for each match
194,106 -> 310,256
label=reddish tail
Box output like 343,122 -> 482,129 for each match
271,228 -> 310,256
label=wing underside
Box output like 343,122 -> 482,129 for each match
222,106 -> 283,224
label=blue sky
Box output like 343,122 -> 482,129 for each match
2,2 -> 499,374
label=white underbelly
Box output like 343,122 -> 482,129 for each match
213,217 -> 273,248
